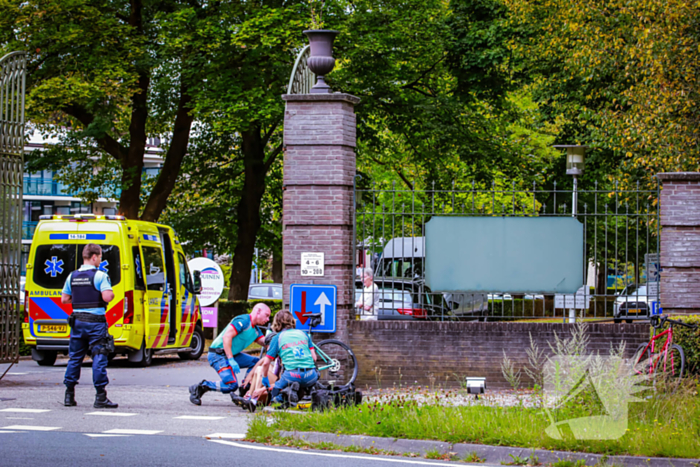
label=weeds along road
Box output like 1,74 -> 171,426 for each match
0,357 -> 482,467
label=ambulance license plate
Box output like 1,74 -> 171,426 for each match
39,324 -> 67,333
627,309 -> 641,314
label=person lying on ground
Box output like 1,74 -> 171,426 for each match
232,333 -> 282,408
233,310 -> 294,410
188,303 -> 271,406
253,310 -> 318,406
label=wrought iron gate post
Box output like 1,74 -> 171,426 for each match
0,51 -> 26,368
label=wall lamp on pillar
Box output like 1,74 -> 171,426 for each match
554,145 -> 587,217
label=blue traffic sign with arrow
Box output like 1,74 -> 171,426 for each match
290,284 -> 337,333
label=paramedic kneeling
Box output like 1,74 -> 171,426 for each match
61,243 -> 117,409
189,303 -> 271,405
258,310 -> 318,405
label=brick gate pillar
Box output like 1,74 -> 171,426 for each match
658,172 -> 700,315
281,94 -> 360,342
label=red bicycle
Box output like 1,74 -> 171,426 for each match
634,315 -> 697,388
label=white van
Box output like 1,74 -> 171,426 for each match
375,237 -> 425,279
375,237 -> 488,318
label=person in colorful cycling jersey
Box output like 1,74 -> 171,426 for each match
188,303 -> 271,405
256,310 -> 318,405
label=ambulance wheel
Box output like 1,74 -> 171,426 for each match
141,347 -> 153,367
34,349 -> 57,366
133,341 -> 153,367
179,326 -> 204,360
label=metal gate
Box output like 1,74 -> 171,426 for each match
353,177 -> 659,323
0,52 -> 26,366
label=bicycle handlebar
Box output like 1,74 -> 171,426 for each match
650,315 -> 698,330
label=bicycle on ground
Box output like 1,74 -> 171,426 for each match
304,313 -> 358,387
257,313 -> 359,388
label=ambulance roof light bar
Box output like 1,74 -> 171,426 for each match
37,214 -> 126,221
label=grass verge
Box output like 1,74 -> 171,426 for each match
248,379 -> 700,459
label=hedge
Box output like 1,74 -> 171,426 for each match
674,315 -> 700,376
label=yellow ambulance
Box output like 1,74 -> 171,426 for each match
22,214 -> 204,367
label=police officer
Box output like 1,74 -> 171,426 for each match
61,243 -> 117,409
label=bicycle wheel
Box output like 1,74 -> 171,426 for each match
634,343 -> 654,377
657,344 -> 685,390
314,339 -> 358,387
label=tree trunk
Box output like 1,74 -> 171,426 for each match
118,157 -> 144,219
227,128 -> 268,300
596,262 -> 607,294
140,86 -> 194,222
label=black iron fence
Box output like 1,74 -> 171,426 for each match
353,177 -> 660,323
0,52 -> 26,366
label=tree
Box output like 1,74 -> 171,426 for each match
0,0 -> 308,226
2,0 -> 307,299
505,0 -> 700,185
0,0 -> 205,219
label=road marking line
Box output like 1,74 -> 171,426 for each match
204,433 -> 246,439
85,412 -> 138,417
0,408 -> 51,413
85,434 -> 132,438
1,425 -> 60,431
0,430 -> 26,434
175,416 -> 225,421
209,440 -> 475,466
102,429 -> 162,435
7,372 -> 27,375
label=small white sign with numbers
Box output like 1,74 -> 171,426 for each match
301,252 -> 324,277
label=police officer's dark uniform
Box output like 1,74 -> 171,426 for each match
62,245 -> 118,409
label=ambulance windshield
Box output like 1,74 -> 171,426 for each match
33,244 -> 122,289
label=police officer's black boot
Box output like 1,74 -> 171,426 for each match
64,386 -> 77,407
94,387 -> 118,409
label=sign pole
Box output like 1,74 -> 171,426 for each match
213,301 -> 218,339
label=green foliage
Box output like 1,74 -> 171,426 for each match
462,451 -> 486,463
216,299 -> 283,329
506,0 -> 700,187
255,382 -> 700,458
674,316 -> 700,376
552,460 -> 587,467
19,340 -> 32,357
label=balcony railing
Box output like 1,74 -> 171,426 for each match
23,178 -> 72,196
22,221 -> 37,240
23,178 -> 121,198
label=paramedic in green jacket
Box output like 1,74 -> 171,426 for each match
257,310 -> 318,404
188,303 -> 271,405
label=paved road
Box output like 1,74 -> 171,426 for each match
0,357 -> 473,467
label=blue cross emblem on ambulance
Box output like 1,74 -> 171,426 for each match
99,260 -> 109,272
44,256 -> 64,277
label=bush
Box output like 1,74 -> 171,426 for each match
216,299 -> 283,329
675,315 -> 700,375
19,340 -> 32,357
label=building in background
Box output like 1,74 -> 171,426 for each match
21,130 -> 164,275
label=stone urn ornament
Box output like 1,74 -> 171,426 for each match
304,0 -> 339,93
